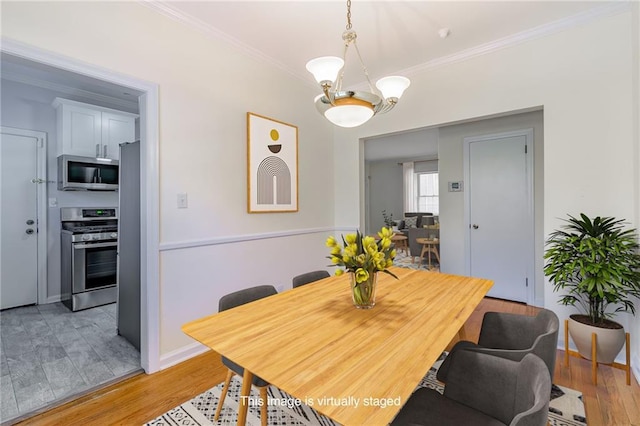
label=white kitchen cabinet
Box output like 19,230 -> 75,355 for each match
53,98 -> 138,160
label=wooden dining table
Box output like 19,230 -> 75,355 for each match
182,267 -> 492,426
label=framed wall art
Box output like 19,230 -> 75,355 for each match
247,112 -> 298,213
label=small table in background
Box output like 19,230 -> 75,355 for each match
373,232 -> 408,255
391,233 -> 408,255
415,237 -> 440,269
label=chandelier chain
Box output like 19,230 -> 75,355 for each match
339,1 -> 374,92
353,41 -> 376,93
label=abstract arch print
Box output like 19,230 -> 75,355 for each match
247,113 -> 298,212
257,156 -> 291,205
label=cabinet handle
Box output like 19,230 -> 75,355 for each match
96,144 -> 100,157
103,145 -> 107,158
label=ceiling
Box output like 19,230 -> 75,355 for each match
153,1 -> 616,88
2,1 -> 618,106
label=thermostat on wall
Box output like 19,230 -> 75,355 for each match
448,181 -> 463,192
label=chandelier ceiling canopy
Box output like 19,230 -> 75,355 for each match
306,0 -> 410,128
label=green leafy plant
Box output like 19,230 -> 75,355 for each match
544,214 -> 640,326
382,210 -> 395,227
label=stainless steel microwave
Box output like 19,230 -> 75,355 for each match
58,155 -> 119,191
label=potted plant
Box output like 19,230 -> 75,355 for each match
382,210 -> 398,231
544,214 -> 640,363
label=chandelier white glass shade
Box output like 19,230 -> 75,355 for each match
305,2 -> 410,128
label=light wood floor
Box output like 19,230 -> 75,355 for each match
16,298 -> 640,426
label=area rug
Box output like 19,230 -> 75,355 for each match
145,353 -> 586,426
392,250 -> 438,272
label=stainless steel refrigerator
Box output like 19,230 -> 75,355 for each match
117,141 -> 140,350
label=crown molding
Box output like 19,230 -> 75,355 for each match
399,1 -> 631,78
138,0 -> 314,89
1,70 -> 139,111
141,0 -> 630,90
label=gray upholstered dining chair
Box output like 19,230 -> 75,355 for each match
391,351 -> 551,426
292,270 -> 330,288
437,309 -> 559,385
213,285 -> 278,426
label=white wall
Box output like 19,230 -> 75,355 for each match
1,1 -> 335,358
339,10 -> 638,368
364,127 -> 438,162
0,80 -> 121,301
630,1 -> 640,381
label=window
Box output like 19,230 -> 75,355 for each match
417,172 -> 439,214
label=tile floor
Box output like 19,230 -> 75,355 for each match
0,302 -> 140,423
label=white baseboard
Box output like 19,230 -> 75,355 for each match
159,342 -> 209,370
45,295 -> 61,304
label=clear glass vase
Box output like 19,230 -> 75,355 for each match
350,271 -> 378,309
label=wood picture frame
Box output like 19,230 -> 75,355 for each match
247,112 -> 298,213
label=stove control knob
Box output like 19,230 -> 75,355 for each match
82,234 -> 92,241
110,233 -> 118,239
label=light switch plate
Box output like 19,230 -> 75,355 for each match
177,193 -> 188,208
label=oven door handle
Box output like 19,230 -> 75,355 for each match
73,241 -> 117,249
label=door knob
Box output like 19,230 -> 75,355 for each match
472,224 -> 479,229
26,228 -> 35,235
26,220 -> 35,225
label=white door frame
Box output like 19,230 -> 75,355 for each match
1,37 -> 161,373
463,129 -> 535,305
1,126 -> 48,305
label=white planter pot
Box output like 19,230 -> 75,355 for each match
568,315 -> 625,364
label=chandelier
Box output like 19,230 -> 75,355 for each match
305,0 -> 410,128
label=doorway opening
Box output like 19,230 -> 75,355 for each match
0,40 -> 160,423
361,108 -> 544,305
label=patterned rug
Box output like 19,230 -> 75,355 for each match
145,353 -> 586,426
392,250 -> 438,272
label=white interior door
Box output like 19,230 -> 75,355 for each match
465,130 -> 533,303
1,127 -> 47,310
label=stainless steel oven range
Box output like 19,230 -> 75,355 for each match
61,207 -> 118,311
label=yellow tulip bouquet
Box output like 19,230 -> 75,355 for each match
326,227 -> 399,308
